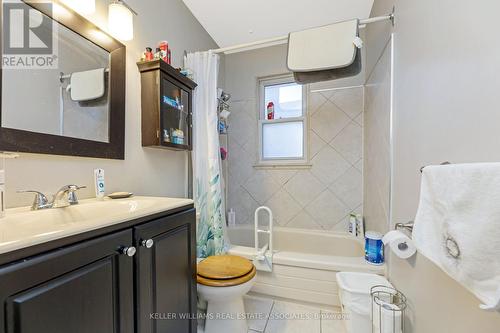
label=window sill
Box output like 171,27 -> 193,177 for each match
253,163 -> 312,170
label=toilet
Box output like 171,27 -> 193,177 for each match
197,255 -> 257,333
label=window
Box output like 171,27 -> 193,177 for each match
258,76 -> 308,165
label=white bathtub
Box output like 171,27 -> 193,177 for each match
227,225 -> 385,307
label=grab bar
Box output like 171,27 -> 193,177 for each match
255,244 -> 269,261
254,206 -> 273,258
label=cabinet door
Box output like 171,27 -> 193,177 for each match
135,208 -> 196,333
159,74 -> 192,150
0,230 -> 135,333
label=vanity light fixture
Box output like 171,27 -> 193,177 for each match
108,0 -> 138,41
60,0 -> 96,15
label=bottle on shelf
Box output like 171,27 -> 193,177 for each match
266,102 -> 274,120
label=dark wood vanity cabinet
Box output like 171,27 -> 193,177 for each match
135,209 -> 197,333
137,60 -> 197,151
0,207 -> 196,333
0,230 -> 135,333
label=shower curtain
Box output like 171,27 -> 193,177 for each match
185,51 -> 227,258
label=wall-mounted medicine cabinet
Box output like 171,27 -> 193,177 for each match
137,60 -> 197,151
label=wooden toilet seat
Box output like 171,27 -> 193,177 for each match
197,255 -> 256,287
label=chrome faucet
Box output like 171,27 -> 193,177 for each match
18,185 -> 86,210
17,190 -> 51,210
52,185 -> 86,208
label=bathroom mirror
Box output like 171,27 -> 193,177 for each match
0,0 -> 126,159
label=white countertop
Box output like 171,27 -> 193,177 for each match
0,196 -> 194,255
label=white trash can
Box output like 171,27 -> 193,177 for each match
336,272 -> 393,333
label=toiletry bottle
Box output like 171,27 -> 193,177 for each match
228,209 -> 236,227
365,231 -> 384,265
94,169 -> 105,200
159,41 -> 169,62
266,102 -> 275,120
356,214 -> 365,237
348,213 -> 357,236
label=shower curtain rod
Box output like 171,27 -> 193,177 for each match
212,13 -> 394,55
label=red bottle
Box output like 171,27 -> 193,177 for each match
266,102 -> 275,120
144,47 -> 154,61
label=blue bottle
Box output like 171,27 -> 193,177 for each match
365,231 -> 384,265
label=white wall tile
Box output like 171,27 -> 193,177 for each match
354,158 -> 363,172
311,146 -> 351,185
310,102 -> 351,142
308,91 -> 328,116
228,185 -> 260,225
228,145 -> 256,186
309,130 -> 327,159
242,99 -> 258,119
330,87 -> 364,119
227,84 -> 363,232
229,104 -> 257,146
286,210 -> 322,229
284,170 -> 326,207
330,121 -> 363,164
243,171 -> 281,205
330,167 -> 363,210
266,169 -> 298,186
354,112 -> 363,126
265,189 -> 302,226
305,189 -> 350,230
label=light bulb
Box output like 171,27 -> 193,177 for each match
108,2 -> 134,41
60,0 -> 95,15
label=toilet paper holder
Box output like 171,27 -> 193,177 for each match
395,222 -> 414,233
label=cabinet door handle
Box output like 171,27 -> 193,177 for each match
141,239 -> 154,248
120,246 -> 137,257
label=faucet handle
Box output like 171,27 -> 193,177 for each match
67,185 -> 86,205
17,190 -> 50,210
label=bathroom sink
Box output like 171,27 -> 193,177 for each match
0,196 -> 193,254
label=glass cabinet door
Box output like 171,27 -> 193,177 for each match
160,76 -> 190,148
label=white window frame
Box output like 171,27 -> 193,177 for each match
256,74 -> 309,167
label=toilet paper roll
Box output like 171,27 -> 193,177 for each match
382,230 -> 417,259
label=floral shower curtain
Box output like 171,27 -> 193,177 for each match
185,51 -> 226,258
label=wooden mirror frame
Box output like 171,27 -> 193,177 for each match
0,0 -> 126,159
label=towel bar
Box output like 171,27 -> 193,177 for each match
420,161 -> 451,173
59,68 -> 110,82
395,222 -> 414,233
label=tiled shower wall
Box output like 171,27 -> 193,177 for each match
226,83 -> 363,231
363,38 -> 392,234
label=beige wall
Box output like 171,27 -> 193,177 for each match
224,45 -> 364,231
366,0 -> 500,331
4,0 -> 218,208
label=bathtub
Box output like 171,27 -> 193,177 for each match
227,225 -> 385,307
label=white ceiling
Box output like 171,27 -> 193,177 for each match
182,0 -> 374,48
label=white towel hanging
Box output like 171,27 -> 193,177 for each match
413,163 -> 500,311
